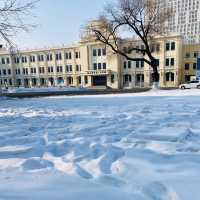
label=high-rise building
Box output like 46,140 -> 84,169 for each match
159,0 -> 200,44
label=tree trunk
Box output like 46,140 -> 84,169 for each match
151,59 -> 160,89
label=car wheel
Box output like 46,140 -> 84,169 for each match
197,85 -> 200,89
181,86 -> 186,90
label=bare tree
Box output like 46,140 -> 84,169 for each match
89,0 -> 173,85
0,0 -> 39,47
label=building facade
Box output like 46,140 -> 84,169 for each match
159,0 -> 200,44
0,26 -> 199,89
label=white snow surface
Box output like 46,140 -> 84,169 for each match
0,89 -> 200,199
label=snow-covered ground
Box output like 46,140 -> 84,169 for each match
0,89 -> 200,200
2,86 -> 86,94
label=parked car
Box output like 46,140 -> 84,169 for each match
179,80 -> 200,89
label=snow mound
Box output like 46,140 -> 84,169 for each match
22,158 -> 54,171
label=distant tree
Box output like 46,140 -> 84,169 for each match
89,0 -> 173,86
0,0 -> 38,47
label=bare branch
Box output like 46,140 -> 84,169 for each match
0,0 -> 39,47
85,0 -> 174,82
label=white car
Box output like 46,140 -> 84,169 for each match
179,80 -> 200,89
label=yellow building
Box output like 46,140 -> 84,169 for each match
0,22 -> 199,89
182,44 -> 200,83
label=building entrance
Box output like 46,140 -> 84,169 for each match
92,76 -> 107,86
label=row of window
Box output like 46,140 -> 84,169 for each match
185,63 -> 197,70
0,69 -> 12,76
185,51 -> 199,58
1,57 -> 10,65
122,42 -> 175,55
0,79 -> 13,86
123,72 -> 175,83
123,58 -> 176,68
66,65 -> 81,72
93,63 -> 107,70
13,65 -> 82,75
124,60 -> 144,69
124,74 -> 145,83
93,48 -> 106,57
1,51 -> 81,65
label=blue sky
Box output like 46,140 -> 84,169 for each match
15,0 -> 114,49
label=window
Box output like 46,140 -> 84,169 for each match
3,69 -> 6,75
56,53 -> 62,60
22,56 -> 27,63
48,66 -> 54,73
31,68 -> 36,74
141,61 -> 144,68
124,61 -> 127,69
84,76 -> 88,84
14,57 -> 20,64
93,63 -> 97,70
38,55 -> 44,62
15,69 -> 21,75
166,58 -> 170,66
103,63 -> 106,69
128,61 -> 131,68
136,61 -> 140,68
111,74 -> 115,83
124,74 -> 132,82
98,49 -> 101,56
166,42 -> 175,51
102,48 -> 106,56
75,52 -> 80,59
56,66 -> 63,73
194,52 -> 199,58
136,74 -> 144,82
166,43 -> 170,51
68,52 -> 72,59
65,53 -> 68,59
23,68 -> 28,75
76,65 -> 81,71
6,58 -> 10,64
185,63 -> 190,70
65,52 -> 72,60
68,77 -> 73,85
30,56 -> 35,62
193,63 -> 197,69
66,65 -> 73,72
47,54 -> 53,61
39,67 -> 45,74
171,58 -> 175,66
185,52 -> 190,58
8,69 -> 11,75
166,72 -> 174,82
1,58 -> 5,65
78,76 -> 81,84
98,63 -> 101,70
171,42 -> 175,50
9,79 -> 12,85
93,49 -> 97,57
